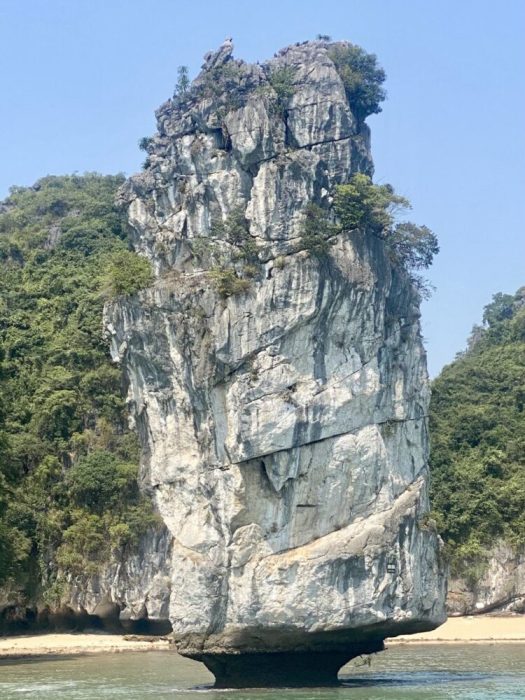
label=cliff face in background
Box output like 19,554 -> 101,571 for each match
107,40 -> 446,682
430,287 -> 525,616
447,543 -> 525,615
0,174 -> 172,634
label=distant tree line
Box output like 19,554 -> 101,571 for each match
0,174 -> 156,598
430,287 -> 525,580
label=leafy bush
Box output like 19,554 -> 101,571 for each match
334,173 -> 408,234
103,249 -> 153,297
0,520 -> 31,585
328,43 -> 386,120
138,136 -> 153,152
67,451 -> 138,512
56,514 -> 108,575
190,236 -> 220,266
389,222 -> 439,271
297,174 -> 438,280
333,174 -> 438,286
243,264 -> 258,278
209,268 -> 251,297
211,207 -> 258,262
299,203 -> 338,256
268,66 -> 297,115
483,293 -> 516,324
205,209 -> 258,292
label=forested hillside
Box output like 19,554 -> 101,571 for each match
0,175 -> 155,602
430,288 -> 525,580
1,174 -> 522,612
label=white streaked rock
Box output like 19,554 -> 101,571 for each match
105,40 -> 446,660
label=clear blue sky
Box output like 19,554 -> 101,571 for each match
1,0 -> 524,376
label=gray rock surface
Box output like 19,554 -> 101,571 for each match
106,40 -> 446,684
66,527 -> 172,630
448,542 -> 525,615
0,526 -> 172,633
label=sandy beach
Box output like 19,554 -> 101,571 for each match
387,615 -> 525,644
0,633 -> 170,658
0,616 -> 523,658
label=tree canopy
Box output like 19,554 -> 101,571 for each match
328,43 -> 386,120
333,173 -> 439,291
0,174 -> 156,593
429,287 -> 525,577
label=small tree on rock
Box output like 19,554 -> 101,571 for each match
333,173 -> 438,292
175,65 -> 190,96
328,43 -> 386,120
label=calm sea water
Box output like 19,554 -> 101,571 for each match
0,644 -> 524,699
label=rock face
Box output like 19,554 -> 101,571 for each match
448,542 -> 525,615
107,40 -> 446,686
64,527 -> 172,632
0,527 -> 172,634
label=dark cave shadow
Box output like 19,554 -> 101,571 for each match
339,672 -> 493,688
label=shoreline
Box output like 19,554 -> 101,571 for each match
386,615 -> 525,644
0,616 -> 523,659
0,633 -> 171,659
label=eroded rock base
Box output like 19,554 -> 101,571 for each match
194,641 -> 385,688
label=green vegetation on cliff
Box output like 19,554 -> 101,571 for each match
328,43 -> 386,120
0,174 -> 156,592
430,287 -> 525,577
300,173 -> 439,293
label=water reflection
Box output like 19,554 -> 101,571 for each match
340,671 -> 493,687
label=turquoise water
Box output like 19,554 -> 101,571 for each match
0,644 -> 524,699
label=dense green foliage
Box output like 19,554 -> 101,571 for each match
334,173 -> 409,234
328,43 -> 386,120
0,174 -> 156,593
102,249 -> 153,297
299,203 -> 338,256
0,393 -> 30,584
336,174 -> 438,286
430,287 -> 525,577
299,174 -> 438,289
209,268 -> 251,297
268,66 -> 297,116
